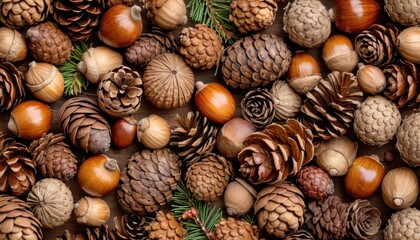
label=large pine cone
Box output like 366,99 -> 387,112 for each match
254,182 -> 306,238
229,0 -> 277,33
170,111 -> 218,165
116,148 -> 181,214
284,229 -> 315,240
305,195 -> 349,240
385,0 -> 420,26
113,214 -> 148,240
0,62 -> 25,112
52,0 -> 106,41
238,119 -> 314,185
221,34 -> 291,89
0,194 -> 43,240
145,211 -> 186,240
296,165 -> 334,200
299,71 -> 364,140
384,207 -> 420,240
355,23 -> 399,67
212,217 -> 259,240
58,97 -> 111,153
186,153 -> 233,202
0,0 -> 51,28
241,88 -> 275,129
0,132 -> 35,196
347,199 -> 381,240
179,24 -> 224,70
97,65 -> 143,118
29,133 -> 77,182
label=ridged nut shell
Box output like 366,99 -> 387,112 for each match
270,80 -> 302,121
137,114 -> 170,150
396,112 -> 420,167
0,27 -> 27,62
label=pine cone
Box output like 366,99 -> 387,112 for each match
355,23 -> 399,67
113,214 -> 148,240
116,148 -> 181,214
107,0 -> 138,6
57,225 -> 117,240
186,153 -> 233,202
0,62 -> 25,112
396,112 -> 420,166
0,132 -> 35,196
296,165 -> 334,200
0,0 -> 51,28
238,119 -> 314,185
384,207 -> 420,240
254,182 -> 306,238
270,80 -> 302,121
145,211 -> 186,240
29,133 -> 77,182
347,199 -> 381,240
0,194 -> 43,240
221,34 -> 291,89
284,229 -> 315,240
52,0 -> 106,41
212,217 -> 259,240
58,97 -> 111,153
305,195 -> 349,240
170,111 -> 218,165
97,65 -> 143,118
385,0 -> 420,26
241,88 -> 275,129
299,71 -> 364,140
229,0 -> 277,33
179,24 -> 224,70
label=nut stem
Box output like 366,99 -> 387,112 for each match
130,5 -> 142,22
104,157 -> 118,172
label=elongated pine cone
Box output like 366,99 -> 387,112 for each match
296,165 -> 334,200
145,211 -> 186,240
347,199 -> 381,240
229,0 -> 278,33
299,71 -> 364,140
385,0 -> 420,26
238,119 -> 314,185
284,229 -> 315,240
270,80 -> 302,121
0,0 -> 51,28
384,207 -> 420,240
241,88 -> 275,129
113,214 -> 148,240
0,62 -> 25,112
221,34 -> 291,89
29,133 -> 77,182
396,112 -> 420,166
254,182 -> 306,238
212,217 -> 259,240
117,148 -> 181,214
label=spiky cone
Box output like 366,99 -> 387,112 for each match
384,207 -> 420,240
0,62 -> 25,112
179,24 -> 224,70
0,194 -> 43,240
229,0 -> 277,33
254,182 -> 305,238
52,0 -> 106,41
145,210 -> 186,240
116,148 -> 181,214
0,0 -> 51,28
347,199 -> 381,240
221,34 -> 291,89
238,119 -> 314,185
296,165 -> 334,200
97,65 -> 143,118
186,153 -> 233,202
299,71 -> 364,141
58,97 -> 111,153
28,133 -> 77,182
355,23 -> 400,67
211,217 -> 259,240
170,111 -> 218,165
284,229 -> 315,240
0,132 -> 35,196
385,0 -> 420,26
241,88 -> 275,129
396,112 -> 420,166
113,213 -> 148,240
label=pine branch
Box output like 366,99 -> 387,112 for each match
243,212 -> 257,226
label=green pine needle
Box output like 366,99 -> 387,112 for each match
243,212 -> 257,226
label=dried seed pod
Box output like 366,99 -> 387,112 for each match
270,80 -> 302,121
356,63 -> 386,94
287,51 -> 322,94
137,114 -> 171,150
322,34 -> 359,72
0,27 -> 27,62
142,0 -> 188,30
296,166 -> 334,200
224,178 -> 257,216
74,196 -> 110,226
382,167 -> 419,210
241,88 -> 275,129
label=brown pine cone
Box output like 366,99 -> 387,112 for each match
299,71 -> 364,140
212,217 -> 259,240
396,112 -> 420,166
113,214 -> 148,240
305,195 -> 349,240
284,229 -> 315,240
179,24 -> 224,70
58,225 -> 117,240
29,133 -> 77,182
384,207 -> 420,240
221,34 -> 291,89
97,65 -> 143,118
0,62 -> 25,112
170,111 -> 218,165
238,119 -> 314,185
0,194 -> 43,240
116,148 -> 181,214
254,182 -> 306,238
347,199 -> 381,240
107,0 -> 138,6
58,97 -> 111,153
186,153 -> 233,202
355,23 -> 399,67
241,88 -> 275,129
385,0 -> 420,26
229,0 -> 277,33
0,0 -> 51,28
145,211 -> 186,240
296,165 -> 334,200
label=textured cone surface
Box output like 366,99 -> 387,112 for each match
212,217 -> 259,240
347,199 -> 381,240
0,0 -> 51,28
396,112 -> 420,166
385,0 -> 420,26
270,80 -> 302,121
113,213 -> 148,240
384,207 -> 420,240
221,33 -> 291,89
57,225 -> 117,240
0,62 -> 25,112
58,97 -> 111,153
229,0 -> 277,33
284,229 -> 315,240
241,88 -> 275,129
238,119 -> 314,185
117,148 -> 181,214
254,182 -> 306,238
145,210 -> 186,240
107,0 -> 138,6
296,165 -> 334,200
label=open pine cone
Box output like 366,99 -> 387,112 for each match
284,229 -> 315,240
212,217 -> 259,240
0,0 -> 51,28
347,199 -> 381,240
113,214 -> 148,240
145,211 -> 186,240
241,88 -> 275,129
0,62 -> 25,112
229,0 -> 278,33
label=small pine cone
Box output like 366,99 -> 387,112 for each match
384,207 -> 420,240
385,0 -> 420,26
0,62 -> 25,112
26,21 -> 73,65
347,199 -> 381,240
179,24 -> 224,70
229,0 -> 277,33
305,196 -> 349,240
116,148 -> 181,214
186,153 -> 233,202
170,111 -> 218,165
145,211 -> 187,240
296,166 -> 334,200
355,23 -> 399,67
284,229 -> 315,240
113,214 -> 148,240
241,88 -> 275,129
0,0 -> 51,28
212,217 -> 259,240
97,65 -> 143,118
29,133 -> 77,182
254,182 -> 306,238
